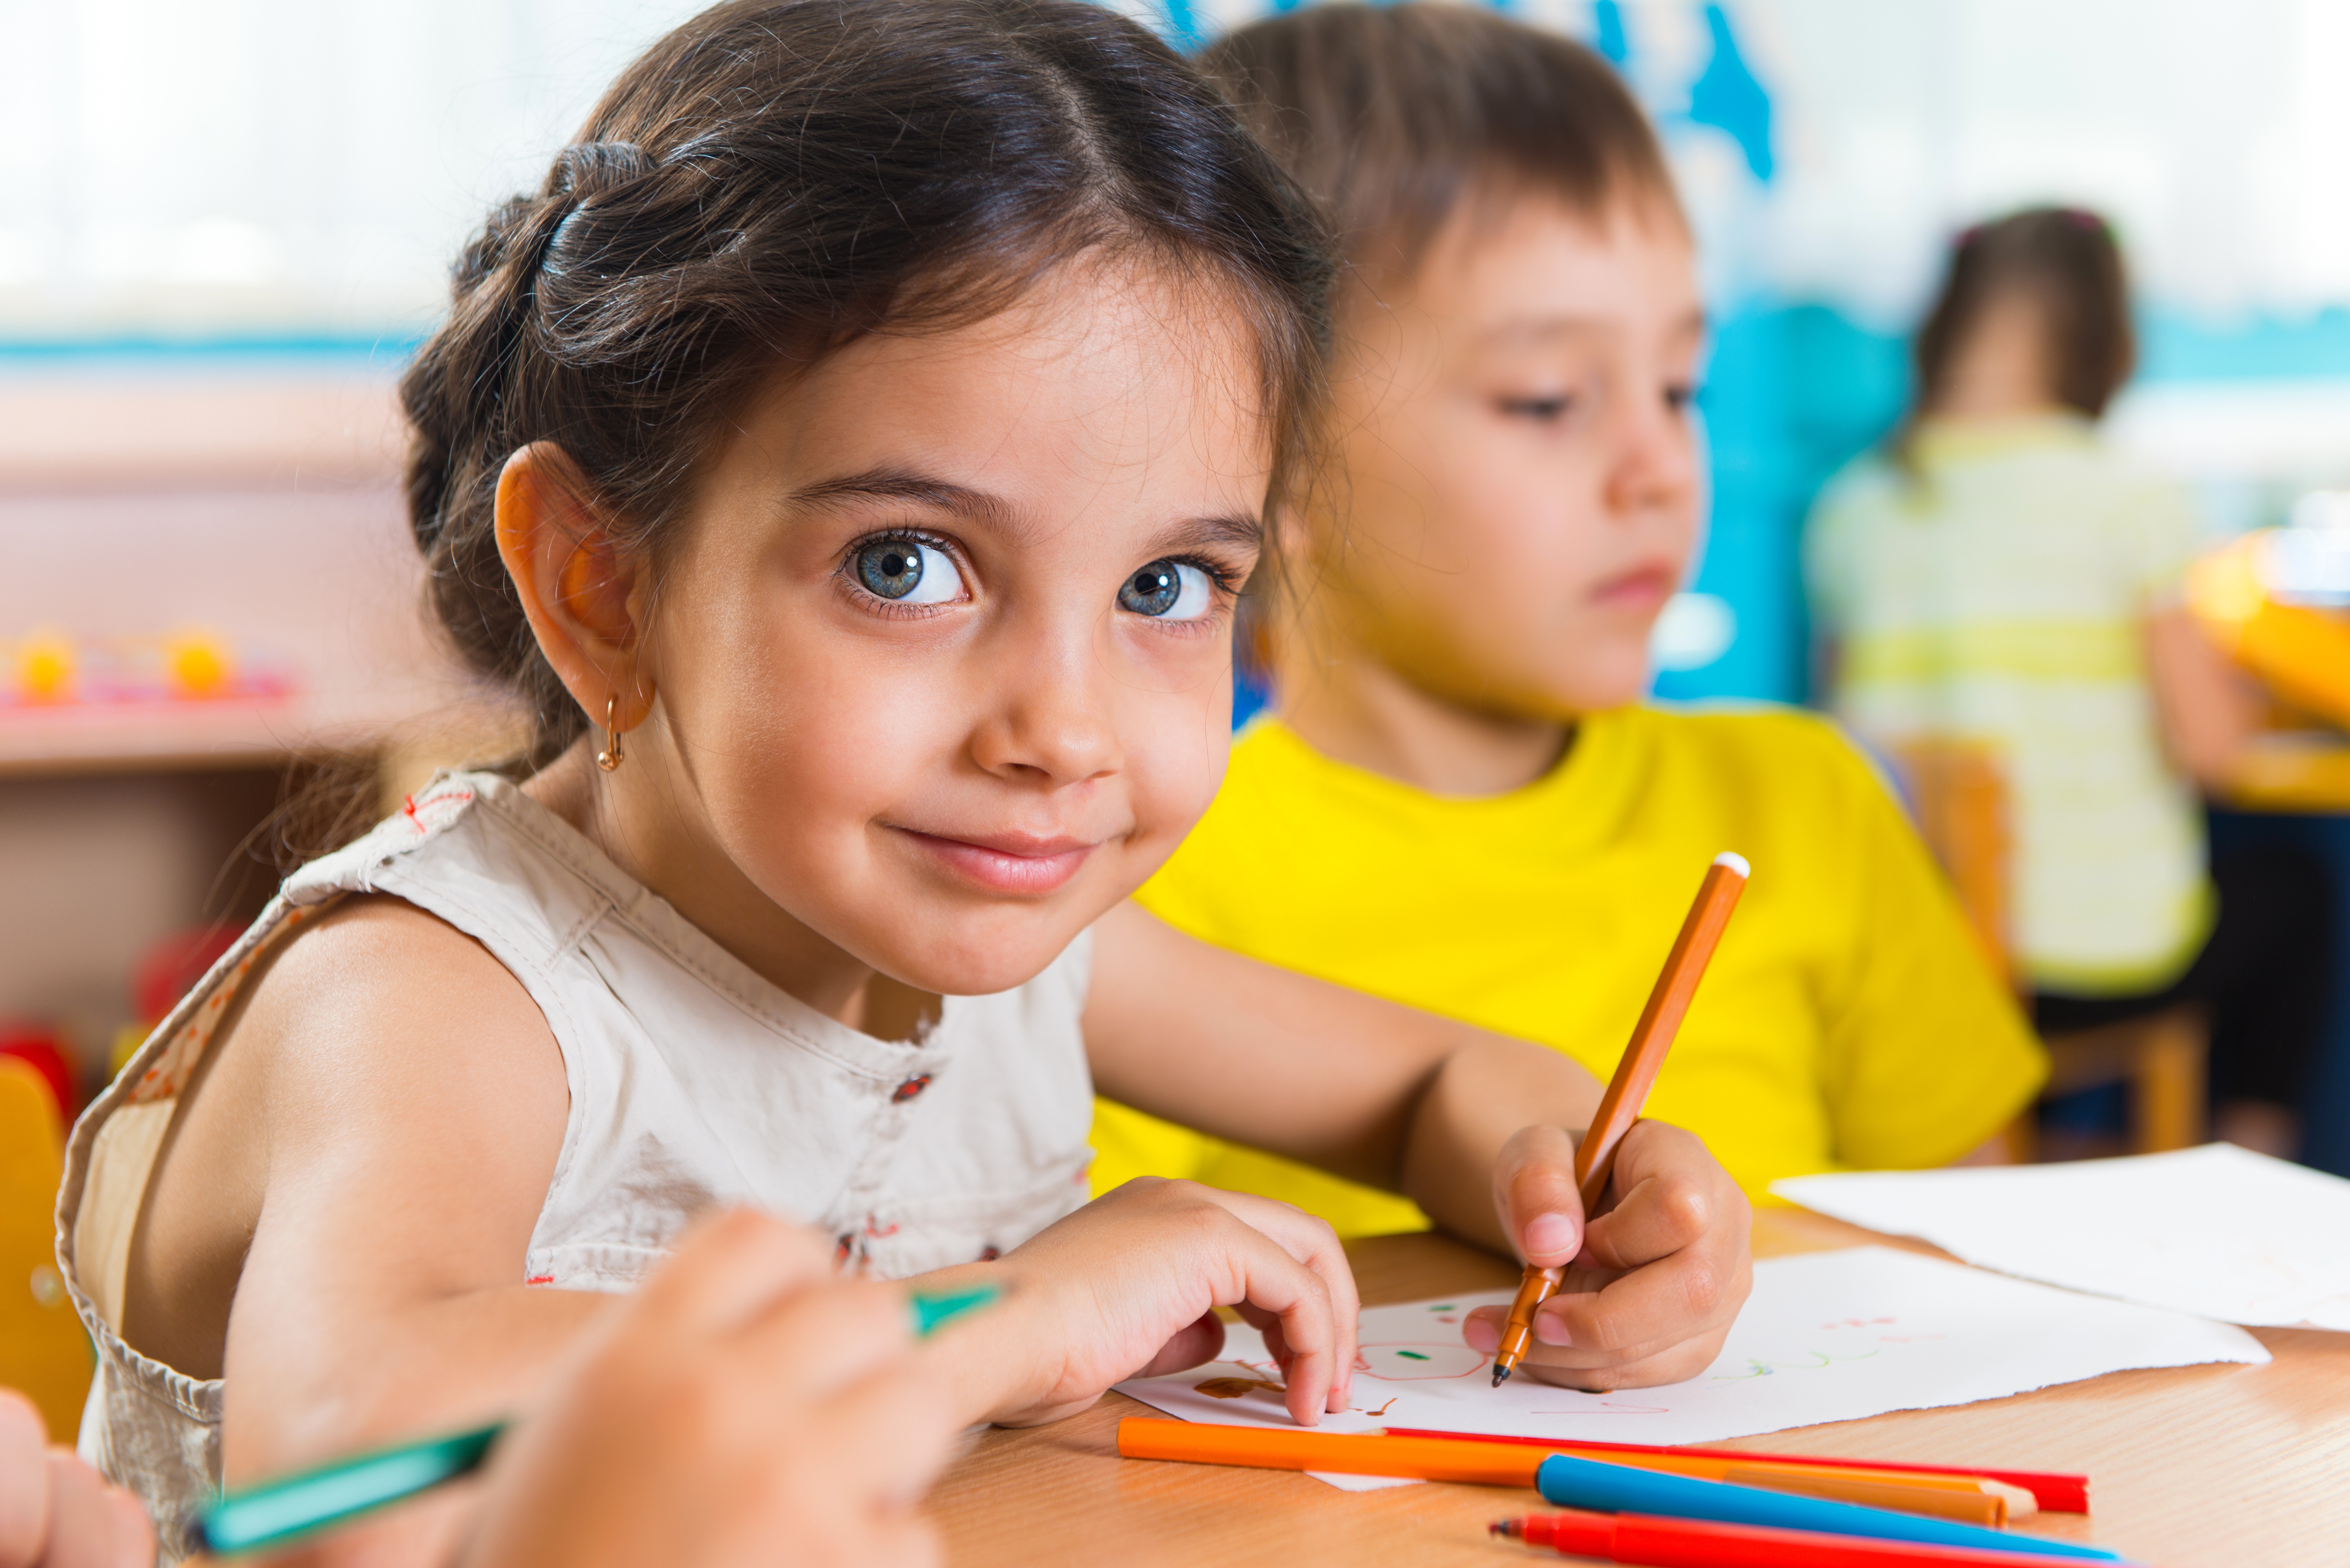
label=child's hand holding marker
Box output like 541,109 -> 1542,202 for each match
1469,854 -> 1755,1392
459,1209 -> 960,1568
1467,1119 -> 1751,1389
0,1390 -> 153,1568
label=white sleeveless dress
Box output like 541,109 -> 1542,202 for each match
54,771 -> 1096,1559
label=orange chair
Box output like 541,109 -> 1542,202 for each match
1893,739 -> 2207,1158
0,1056 -> 92,1440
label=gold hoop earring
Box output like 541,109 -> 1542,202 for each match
596,694 -> 625,772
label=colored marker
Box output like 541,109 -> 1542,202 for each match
1117,1419 -> 2021,1523
1533,1454 -> 2119,1561
1495,853 -> 1748,1387
1492,1509 -> 2140,1568
192,1281 -> 1001,1557
1388,1428 -> 2088,1514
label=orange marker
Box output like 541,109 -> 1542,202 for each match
1116,1420 -> 2026,1523
1492,851 -> 1749,1387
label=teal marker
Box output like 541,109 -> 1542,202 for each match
1535,1454 -> 2122,1561
193,1281 -> 1001,1557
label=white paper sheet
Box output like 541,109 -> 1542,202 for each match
1117,1246 -> 2266,1473
1773,1145 -> 2350,1331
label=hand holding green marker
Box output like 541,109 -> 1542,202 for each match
192,1281 -> 1002,1558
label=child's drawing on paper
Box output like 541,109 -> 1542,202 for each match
1122,1247 -> 2266,1453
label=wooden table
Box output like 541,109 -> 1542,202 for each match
928,1209 -> 2350,1566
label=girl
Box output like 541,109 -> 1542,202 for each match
55,2 -> 1750,1560
1092,4 -> 2043,1236
1809,207 -> 2332,1158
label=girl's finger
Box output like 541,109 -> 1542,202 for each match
1131,1310 -> 1226,1379
1213,1225 -> 1340,1427
39,1453 -> 132,1568
1191,1189 -> 1360,1411
0,1391 -> 49,1568
101,1489 -> 155,1568
808,1366 -> 965,1513
634,1208 -> 836,1338
1493,1124 -> 1587,1268
734,1275 -> 916,1405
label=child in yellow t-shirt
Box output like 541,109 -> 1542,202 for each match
1090,4 -> 2047,1230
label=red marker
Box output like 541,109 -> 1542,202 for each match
1491,1510 -> 2135,1567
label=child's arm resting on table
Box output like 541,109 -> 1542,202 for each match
1083,901 -> 1751,1390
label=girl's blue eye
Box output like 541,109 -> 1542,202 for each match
1118,559 -> 1214,620
855,538 -> 963,604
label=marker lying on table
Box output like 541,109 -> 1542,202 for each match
1492,1509 -> 2139,1568
1391,1429 -> 2086,1514
1117,1420 -> 2028,1526
1532,1454 -> 2120,1561
190,1281 -> 1003,1559
1493,853 -> 1748,1388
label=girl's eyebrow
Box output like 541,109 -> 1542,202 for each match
787,468 -> 1017,530
1156,513 -> 1265,556
791,466 -> 1262,554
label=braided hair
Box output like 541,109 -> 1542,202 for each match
399,0 -> 1334,771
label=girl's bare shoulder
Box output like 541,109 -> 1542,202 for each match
121,894 -> 568,1377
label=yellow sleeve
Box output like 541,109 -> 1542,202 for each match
1815,739 -> 2049,1168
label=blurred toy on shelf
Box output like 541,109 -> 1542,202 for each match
2189,500 -> 2350,811
1,627 -> 295,712
0,1022 -> 74,1125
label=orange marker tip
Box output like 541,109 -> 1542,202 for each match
1713,850 -> 1750,877
1491,1366 -> 1510,1387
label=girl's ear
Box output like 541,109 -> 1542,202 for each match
495,444 -> 656,733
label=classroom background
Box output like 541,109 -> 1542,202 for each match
3,0 -> 2348,1177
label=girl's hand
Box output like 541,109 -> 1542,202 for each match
1463,1120 -> 1750,1389
459,1209 -> 956,1568
0,1390 -> 153,1568
986,1178 -> 1359,1429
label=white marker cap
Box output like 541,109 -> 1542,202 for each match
1713,851 -> 1751,878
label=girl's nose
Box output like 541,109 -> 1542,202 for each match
967,630 -> 1122,786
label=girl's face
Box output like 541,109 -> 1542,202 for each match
611,260 -> 1272,1002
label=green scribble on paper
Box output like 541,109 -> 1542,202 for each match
1395,1350 -> 1431,1361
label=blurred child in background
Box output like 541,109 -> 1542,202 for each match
1090,3 -> 2045,1237
1807,208 -> 2331,1158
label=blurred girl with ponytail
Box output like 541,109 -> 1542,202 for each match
56,4 -> 1748,1559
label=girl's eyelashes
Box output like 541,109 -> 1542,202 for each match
1665,380 -> 1702,414
851,534 -> 965,607
1117,558 -> 1220,622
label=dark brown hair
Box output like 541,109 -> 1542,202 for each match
1914,206 -> 2135,422
400,0 -> 1334,771
1197,3 -> 1679,285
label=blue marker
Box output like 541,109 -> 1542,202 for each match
1535,1454 -> 2122,1562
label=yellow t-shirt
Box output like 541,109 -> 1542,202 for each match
1092,705 -> 2046,1234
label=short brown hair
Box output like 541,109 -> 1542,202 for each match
1198,2 -> 1679,284
1915,206 -> 2135,420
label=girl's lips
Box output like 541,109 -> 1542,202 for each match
893,828 -> 1096,895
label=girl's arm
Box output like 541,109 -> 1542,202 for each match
201,897 -> 1365,1568
2144,604 -> 2263,791
1083,900 -> 1751,1388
